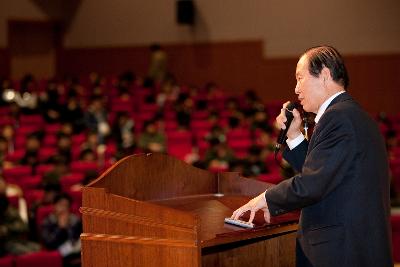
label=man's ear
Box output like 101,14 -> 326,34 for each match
321,67 -> 331,82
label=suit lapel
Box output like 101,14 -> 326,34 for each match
308,92 -> 353,151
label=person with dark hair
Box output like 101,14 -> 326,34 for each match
0,181 -> 40,256
20,133 -> 41,167
231,46 -> 392,266
112,112 -> 135,157
61,96 -> 85,134
84,96 -> 110,144
39,80 -> 61,124
203,138 -> 235,171
51,133 -> 73,164
41,193 -> 82,267
242,146 -> 268,177
138,120 -> 166,153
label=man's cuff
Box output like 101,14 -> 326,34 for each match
286,134 -> 305,150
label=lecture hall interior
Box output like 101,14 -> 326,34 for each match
0,0 -> 399,266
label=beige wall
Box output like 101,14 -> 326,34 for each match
0,0 -> 399,57
62,0 -> 400,57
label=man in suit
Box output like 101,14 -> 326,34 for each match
232,46 -> 393,266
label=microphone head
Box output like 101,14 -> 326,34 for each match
286,102 -> 298,111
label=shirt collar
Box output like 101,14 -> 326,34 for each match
314,91 -> 345,123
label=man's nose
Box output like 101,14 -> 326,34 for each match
295,84 -> 300,94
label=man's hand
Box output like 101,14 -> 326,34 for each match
231,192 -> 271,224
276,101 -> 302,140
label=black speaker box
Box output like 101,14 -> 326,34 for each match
176,0 -> 195,25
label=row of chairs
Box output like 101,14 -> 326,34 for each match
0,251 -> 62,267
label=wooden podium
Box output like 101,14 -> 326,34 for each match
80,153 -> 298,267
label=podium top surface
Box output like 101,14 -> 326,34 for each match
151,194 -> 298,247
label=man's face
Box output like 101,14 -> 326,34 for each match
55,198 -> 70,215
295,55 -> 326,113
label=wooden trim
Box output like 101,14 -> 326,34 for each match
80,206 -> 197,233
81,233 -> 197,248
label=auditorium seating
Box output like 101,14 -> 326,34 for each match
14,251 -> 62,267
392,215 -> 400,262
0,255 -> 14,267
0,73 -> 399,264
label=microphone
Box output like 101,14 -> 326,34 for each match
275,102 -> 297,151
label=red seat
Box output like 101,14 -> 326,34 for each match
227,139 -> 252,158
61,173 -> 84,191
14,136 -> 27,150
258,172 -> 283,184
139,103 -> 159,113
24,190 -> 45,208
42,134 -> 57,147
0,117 -> 15,127
36,205 -> 54,230
19,115 -> 44,126
111,99 -> 133,113
192,111 -> 209,120
164,120 -> 178,131
167,144 -> 193,161
191,120 -> 212,131
16,125 -> 41,136
36,164 -> 53,175
0,106 -> 10,116
392,215 -> 400,263
226,128 -> 251,141
44,124 -> 61,135
18,175 -> 42,191
70,161 -> 98,173
166,130 -> 193,145
38,148 -> 57,162
15,250 -> 62,267
72,133 -> 87,146
3,166 -> 32,183
4,149 -> 25,163
68,190 -> 83,213
0,255 -> 14,267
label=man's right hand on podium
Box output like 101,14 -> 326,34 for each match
231,192 -> 271,224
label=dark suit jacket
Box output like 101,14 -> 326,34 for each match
265,93 -> 393,267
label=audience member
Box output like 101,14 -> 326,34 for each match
20,133 -> 41,168
0,178 -> 27,222
41,193 -> 81,267
2,124 -> 15,153
28,183 -> 62,240
61,96 -> 85,134
204,139 -> 235,171
112,112 -> 135,156
242,146 -> 268,177
48,133 -> 72,164
84,96 -> 110,144
42,156 -> 69,188
138,120 -> 166,153
0,182 -> 40,256
147,44 -> 168,84
40,80 -> 61,124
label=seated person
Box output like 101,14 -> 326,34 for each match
204,138 -> 235,171
20,133 -> 41,167
42,156 -> 69,188
242,146 -> 268,177
138,120 -> 166,153
0,177 -> 28,223
41,193 -> 82,266
28,183 -> 61,240
0,190 -> 40,256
